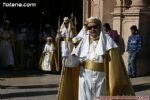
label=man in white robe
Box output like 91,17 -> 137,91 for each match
57,17 -> 134,100
57,17 -> 76,67
39,37 -> 55,71
0,20 -> 15,69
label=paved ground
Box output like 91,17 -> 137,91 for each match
0,70 -> 59,100
0,70 -> 150,100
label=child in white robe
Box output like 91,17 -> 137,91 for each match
39,37 -> 55,71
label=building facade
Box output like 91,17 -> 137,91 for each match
83,0 -> 150,76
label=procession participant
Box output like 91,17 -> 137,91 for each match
56,17 -> 79,100
56,17 -> 76,68
0,20 -> 15,69
103,23 -> 119,44
57,17 -> 135,100
39,37 -> 57,72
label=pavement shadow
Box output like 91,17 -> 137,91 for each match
133,83 -> 150,92
1,90 -> 58,99
0,69 -> 59,78
0,78 -> 5,81
1,84 -> 58,89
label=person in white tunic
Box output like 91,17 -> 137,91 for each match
73,22 -> 87,42
57,17 -> 135,100
56,17 -> 76,67
39,37 -> 55,71
0,20 -> 15,69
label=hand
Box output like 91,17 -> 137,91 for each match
42,51 -> 46,54
57,30 -> 61,34
56,33 -> 61,39
135,52 -> 140,56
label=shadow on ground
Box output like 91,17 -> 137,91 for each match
133,83 -> 150,92
0,69 -> 60,78
1,90 -> 58,99
0,83 -> 58,89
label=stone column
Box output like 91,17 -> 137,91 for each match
91,0 -> 101,17
116,0 -> 122,7
112,0 -> 127,71
112,0 -> 124,35
131,0 -> 147,9
83,0 -> 91,23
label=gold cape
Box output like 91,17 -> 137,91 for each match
57,48 -> 135,100
39,52 -> 58,72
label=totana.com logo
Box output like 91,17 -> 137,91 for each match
3,2 -> 36,7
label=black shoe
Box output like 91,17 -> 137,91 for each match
131,74 -> 136,78
128,75 -> 132,78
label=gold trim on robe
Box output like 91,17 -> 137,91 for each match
38,54 -> 44,70
105,48 -> 135,96
57,66 -> 80,100
83,60 -> 104,72
38,52 -> 58,72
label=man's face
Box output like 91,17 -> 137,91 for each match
131,29 -> 135,34
87,22 -> 101,38
47,39 -> 52,44
104,27 -> 109,32
64,22 -> 69,28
